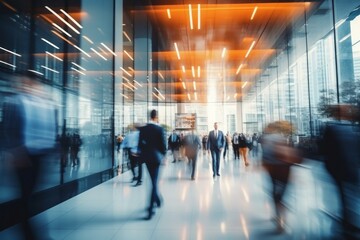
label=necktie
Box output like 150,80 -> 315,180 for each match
215,131 -> 217,138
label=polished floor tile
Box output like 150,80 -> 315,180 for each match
0,152 -> 341,239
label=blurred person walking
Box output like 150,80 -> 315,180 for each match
2,72 -> 57,240
138,110 -> 166,220
207,122 -> 225,178
168,129 -> 180,163
320,104 -> 360,239
261,121 -> 301,232
184,131 -> 201,180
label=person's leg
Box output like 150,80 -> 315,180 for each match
216,150 -> 221,175
129,153 -> 137,181
191,156 -> 197,179
211,150 -> 216,177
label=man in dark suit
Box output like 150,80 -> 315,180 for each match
207,122 -> 225,178
168,129 -> 180,163
184,131 -> 201,180
138,109 -> 166,220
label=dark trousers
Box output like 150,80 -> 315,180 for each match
145,162 -> 161,212
233,144 -> 239,159
263,164 -> 290,217
210,149 -> 221,175
188,154 -> 198,179
129,152 -> 142,181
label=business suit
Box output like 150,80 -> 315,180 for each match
207,128 -> 225,177
184,133 -> 201,180
138,121 -> 166,219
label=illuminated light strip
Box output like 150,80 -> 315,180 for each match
339,33 -> 351,43
123,76 -> 130,82
335,19 -> 345,29
154,87 -> 165,100
221,47 -> 226,58
121,93 -> 128,99
126,81 -> 137,90
2,1 -> 17,12
182,82 -> 186,89
191,66 -> 195,77
234,93 -> 238,98
167,9 -> 171,19
28,69 -> 43,76
120,67 -> 132,77
98,46 -> 109,57
45,6 -> 80,34
194,92 -> 197,100
251,6 -> 258,20
52,23 -> 72,37
245,41 -> 256,58
198,4 -> 201,30
122,82 -> 134,91
236,64 -> 243,75
83,35 -> 93,44
128,67 -> 134,72
41,38 -> 59,49
152,92 -> 162,100
41,65 -> 59,73
197,66 -> 200,78
51,30 -> 74,46
123,31 -> 132,42
90,47 -> 107,60
0,46 -> 21,57
124,50 -> 134,60
240,215 -> 249,239
158,72 -> 164,80
182,65 -> 186,73
193,81 -> 196,90
71,62 -> 86,71
46,51 -> 63,61
60,9 -> 83,29
101,43 -> 117,56
174,43 -> 180,60
71,67 -> 85,75
72,44 -> 91,57
188,4 -> 193,30
134,80 -> 142,87
0,60 -> 16,68
187,93 -> 191,101
242,81 -> 248,89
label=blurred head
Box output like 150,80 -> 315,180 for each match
328,104 -> 359,122
214,122 -> 218,130
150,109 -> 158,122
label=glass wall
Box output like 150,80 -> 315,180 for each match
243,0 -> 360,147
0,0 -> 117,203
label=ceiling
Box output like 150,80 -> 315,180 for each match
134,1 -> 319,103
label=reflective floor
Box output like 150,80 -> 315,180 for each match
1,150 -> 342,240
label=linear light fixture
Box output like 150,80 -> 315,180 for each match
194,92 -> 198,101
158,72 -> 164,80
51,30 -> 74,46
124,50 -> 134,61
191,66 -> 195,77
167,9 -> 171,19
121,93 -> 128,99
101,43 -> 117,56
245,41 -> 256,58
52,23 -> 72,37
197,66 -> 200,78
122,82 -> 135,91
98,46 -> 109,56
60,9 -> 82,29
41,65 -> 59,73
123,31 -> 132,42
41,38 -> 59,49
2,1 -> 16,12
182,65 -> 186,73
46,51 -> 63,61
71,67 -> 85,75
134,80 -> 142,87
120,67 -> 132,77
128,67 -> 134,72
45,6 -> 80,34
234,93 -> 238,98
71,62 -> 86,71
0,60 -> 16,68
154,87 -> 165,100
339,33 -> 351,43
91,48 -> 107,60
236,64 -> 243,75
221,47 -> 226,58
28,69 -> 43,75
0,46 -> 21,57
188,4 -> 193,30
72,44 -> 91,57
187,93 -> 191,101
152,92 -> 161,101
251,6 -> 258,20
193,81 -> 196,90
182,81 -> 186,89
242,81 -> 248,89
198,4 -> 201,30
174,42 -> 180,60
83,35 -> 93,44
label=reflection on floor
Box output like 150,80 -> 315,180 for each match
1,151 -> 341,240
